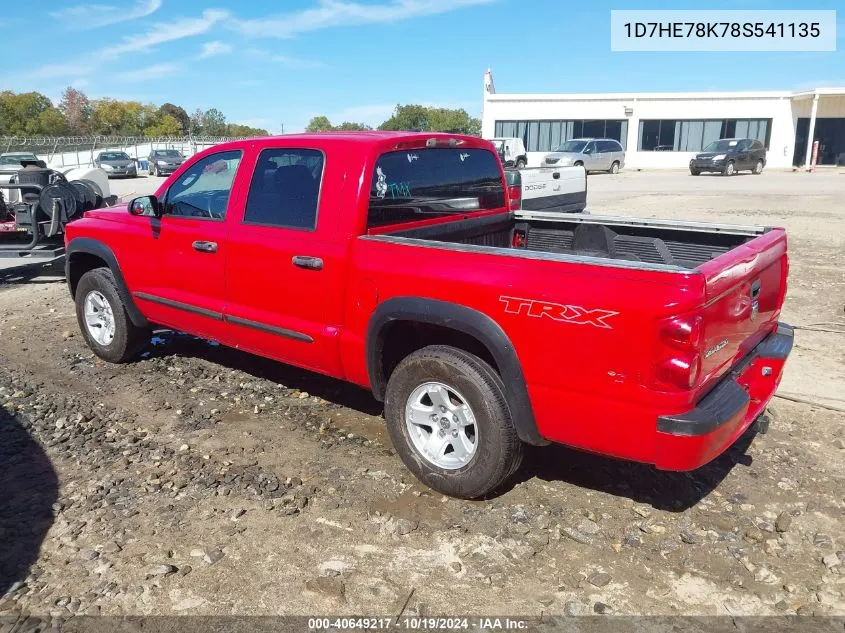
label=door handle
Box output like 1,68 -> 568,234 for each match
292,255 -> 323,271
192,240 -> 218,253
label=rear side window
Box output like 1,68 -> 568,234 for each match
368,148 -> 505,229
243,148 -> 324,230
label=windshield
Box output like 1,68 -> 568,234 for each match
100,152 -> 130,161
703,139 -> 741,152
553,140 -> 588,153
155,150 -> 182,158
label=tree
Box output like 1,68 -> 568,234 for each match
226,123 -> 269,137
379,104 -> 481,136
189,108 -> 205,135
145,114 -> 182,137
58,87 -> 91,135
35,108 -> 68,135
335,121 -> 372,131
0,90 -> 58,135
159,103 -> 189,135
201,108 -> 227,136
305,115 -> 371,132
305,116 -> 333,132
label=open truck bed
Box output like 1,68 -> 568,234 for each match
379,210 -> 765,271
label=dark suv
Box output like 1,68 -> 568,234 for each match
690,138 -> 766,176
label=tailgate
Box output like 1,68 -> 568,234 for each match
518,166 -> 586,213
695,228 -> 788,390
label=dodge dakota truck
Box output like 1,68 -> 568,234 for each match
64,132 -> 793,499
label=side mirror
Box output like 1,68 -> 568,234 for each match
128,195 -> 161,218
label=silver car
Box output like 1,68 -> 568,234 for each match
94,151 -> 138,178
543,138 -> 625,174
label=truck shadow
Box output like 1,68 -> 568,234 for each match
140,332 -> 755,511
507,431 -> 756,512
142,331 -> 383,416
0,407 -> 59,597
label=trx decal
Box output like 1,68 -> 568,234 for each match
499,296 -> 619,330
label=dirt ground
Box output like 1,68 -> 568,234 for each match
0,170 -> 843,619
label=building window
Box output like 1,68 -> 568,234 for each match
638,119 -> 771,152
494,119 -> 628,152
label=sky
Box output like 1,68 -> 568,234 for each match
2,0 -> 843,133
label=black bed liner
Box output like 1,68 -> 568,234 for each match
389,212 -> 760,270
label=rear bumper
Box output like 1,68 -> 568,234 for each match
654,322 -> 794,471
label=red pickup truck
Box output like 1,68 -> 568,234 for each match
64,132 -> 793,499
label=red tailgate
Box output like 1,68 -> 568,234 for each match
694,228 -> 788,394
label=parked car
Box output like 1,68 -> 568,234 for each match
544,138 -> 625,174
147,149 -> 185,177
690,138 -> 766,176
0,151 -> 39,168
94,151 -> 137,178
490,137 -> 528,168
65,132 -> 792,499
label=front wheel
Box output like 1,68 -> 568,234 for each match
515,158 -> 526,169
753,160 -> 764,175
75,268 -> 149,363
690,168 -> 701,176
384,345 -> 524,499
609,161 -> 620,175
723,161 -> 736,176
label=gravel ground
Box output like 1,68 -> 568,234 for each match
0,169 -> 843,619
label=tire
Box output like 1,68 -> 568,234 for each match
75,267 -> 148,363
723,161 -> 736,176
753,159 -> 764,175
690,168 -> 700,176
384,345 -> 524,499
515,158 -> 527,169
609,161 -> 620,175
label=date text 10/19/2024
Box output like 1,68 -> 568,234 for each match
308,618 -> 529,630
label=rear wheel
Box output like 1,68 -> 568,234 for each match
384,345 -> 523,499
75,268 -> 148,363
723,161 -> 736,176
609,161 -> 620,175
753,159 -> 764,175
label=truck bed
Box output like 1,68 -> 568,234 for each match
380,211 -> 764,271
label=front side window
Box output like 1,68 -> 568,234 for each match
243,148 -> 324,230
367,148 -> 505,229
164,150 -> 242,220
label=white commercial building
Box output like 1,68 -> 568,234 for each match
481,70 -> 845,170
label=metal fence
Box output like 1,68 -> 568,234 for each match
1,135 -> 250,169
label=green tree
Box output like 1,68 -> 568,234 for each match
201,108 -> 227,136
159,103 -> 189,134
379,104 -> 481,136
305,116 -> 333,132
335,121 -> 371,131
90,99 -> 145,135
0,90 -> 60,135
145,114 -> 182,137
35,108 -> 68,135
189,108 -> 205,135
305,115 -> 370,132
225,123 -> 269,137
58,86 -> 91,135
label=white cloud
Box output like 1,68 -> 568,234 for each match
50,0 -> 163,29
31,9 -> 229,79
199,41 -> 233,59
231,0 -> 496,38
244,48 -> 324,69
115,63 -> 179,82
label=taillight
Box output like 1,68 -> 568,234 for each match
508,185 -> 521,211
655,314 -> 703,391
